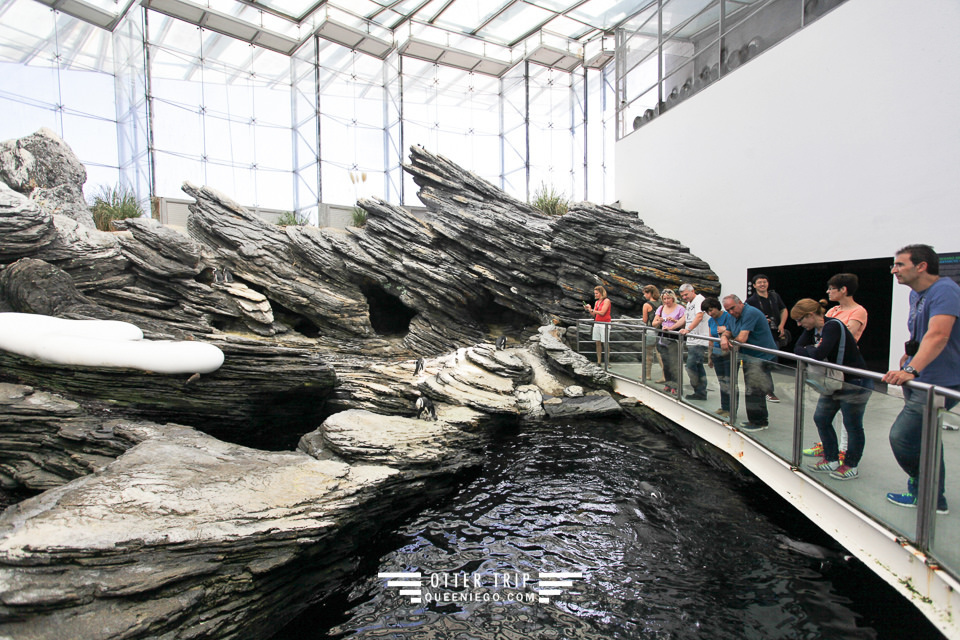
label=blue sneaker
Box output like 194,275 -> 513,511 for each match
886,478 -> 949,514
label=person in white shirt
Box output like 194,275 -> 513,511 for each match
678,283 -> 710,400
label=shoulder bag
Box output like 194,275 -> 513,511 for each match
806,318 -> 846,395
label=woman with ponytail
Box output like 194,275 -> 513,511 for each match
791,298 -> 873,481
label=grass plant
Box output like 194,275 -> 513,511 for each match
89,185 -> 145,231
276,210 -> 309,226
351,206 -> 367,227
531,183 -> 569,216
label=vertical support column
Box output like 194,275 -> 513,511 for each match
604,323 -> 610,371
524,60 -> 531,203
657,0 -> 663,111
792,361 -> 807,466
916,385 -> 942,548
728,345 -> 739,425
314,36 -> 323,205
718,0 -> 727,79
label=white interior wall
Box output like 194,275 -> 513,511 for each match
614,0 -> 960,371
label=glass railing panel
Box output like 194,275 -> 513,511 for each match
678,337 -> 711,414
607,322 -> 646,379
623,76 -> 661,135
931,400 -> 960,575
575,321 -> 595,361
797,376 -> 918,542
728,355 -> 797,461
721,0 -> 801,75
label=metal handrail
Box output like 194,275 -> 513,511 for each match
576,317 -> 959,564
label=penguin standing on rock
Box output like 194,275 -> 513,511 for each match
415,395 -> 437,421
413,357 -> 425,376
495,336 -> 507,350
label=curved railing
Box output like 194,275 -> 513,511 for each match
576,318 -> 960,578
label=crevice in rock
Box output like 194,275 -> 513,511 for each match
466,295 -> 540,336
271,300 -> 322,338
359,280 -> 415,337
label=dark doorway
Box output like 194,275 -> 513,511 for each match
359,280 -> 416,337
746,257 -> 893,373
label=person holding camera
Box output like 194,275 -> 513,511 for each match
583,285 -> 612,365
746,274 -> 787,402
883,245 -> 960,514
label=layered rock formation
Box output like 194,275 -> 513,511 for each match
0,127 -> 94,229
0,324 -> 621,640
0,390 -> 485,640
0,128 -> 712,640
1,129 -> 717,358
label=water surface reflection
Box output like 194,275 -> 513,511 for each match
279,421 -> 945,640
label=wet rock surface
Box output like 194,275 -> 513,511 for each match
0,413 -> 478,640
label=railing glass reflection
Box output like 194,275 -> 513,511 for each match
577,318 -> 958,581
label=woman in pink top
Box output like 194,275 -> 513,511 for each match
803,272 -> 869,460
652,289 -> 686,394
825,273 -> 867,342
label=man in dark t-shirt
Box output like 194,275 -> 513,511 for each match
746,273 -> 786,402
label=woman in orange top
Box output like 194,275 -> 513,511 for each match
825,273 -> 868,342
803,272 -> 870,460
584,285 -> 612,364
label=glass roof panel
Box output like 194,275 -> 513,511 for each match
321,0 -> 385,21
525,0 -> 578,10
0,0 -> 55,64
254,0 -> 320,18
569,0 -> 654,31
368,7 -> 402,28
662,0 -> 716,39
2,0 -> 657,76
476,2 -> 554,46
432,0 -> 508,35
539,14 -> 595,40
80,0 -> 127,15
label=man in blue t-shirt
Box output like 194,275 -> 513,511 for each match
720,294 -> 778,431
882,244 -> 960,514
702,297 -> 734,418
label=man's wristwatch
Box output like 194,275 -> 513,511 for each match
903,365 -> 919,376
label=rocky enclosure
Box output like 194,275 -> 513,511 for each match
0,128 -> 715,640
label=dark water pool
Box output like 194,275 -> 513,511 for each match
277,420 -> 946,640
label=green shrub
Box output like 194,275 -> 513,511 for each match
531,183 -> 569,216
351,206 -> 367,227
89,185 -> 145,231
276,210 -> 309,226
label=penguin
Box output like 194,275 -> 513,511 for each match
495,336 -> 507,350
214,269 -> 224,284
223,268 -> 234,283
415,395 -> 437,421
413,357 -> 425,376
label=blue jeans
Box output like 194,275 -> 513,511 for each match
712,351 -> 731,411
889,385 -> 960,502
813,379 -> 873,467
742,359 -> 773,425
685,345 -> 707,397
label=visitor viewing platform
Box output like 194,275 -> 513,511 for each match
578,319 -> 960,639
